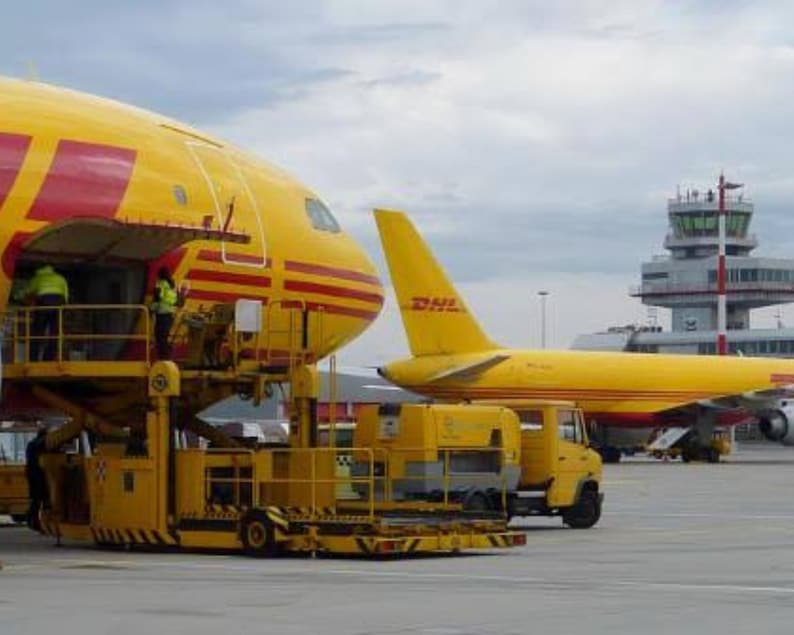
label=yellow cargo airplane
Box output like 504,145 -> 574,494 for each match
0,78 -> 382,416
373,209 -> 794,459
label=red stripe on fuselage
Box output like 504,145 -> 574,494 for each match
285,260 -> 381,286
187,269 -> 271,288
27,140 -> 136,221
0,133 -> 32,210
284,279 -> 383,305
196,249 -> 270,267
187,288 -> 269,304
187,290 -> 377,321
282,299 -> 380,321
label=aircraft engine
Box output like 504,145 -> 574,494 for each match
757,401 -> 794,446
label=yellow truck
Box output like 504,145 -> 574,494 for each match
646,426 -> 732,462
0,424 -> 36,524
353,400 -> 603,528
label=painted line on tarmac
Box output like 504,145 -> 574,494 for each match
323,569 -> 794,596
606,511 -> 794,520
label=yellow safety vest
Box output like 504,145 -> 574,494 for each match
153,279 -> 178,314
28,266 -> 69,302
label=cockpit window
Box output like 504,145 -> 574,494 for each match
305,198 -> 341,233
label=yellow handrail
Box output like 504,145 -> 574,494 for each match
2,304 -> 151,364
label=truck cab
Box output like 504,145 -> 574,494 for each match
499,400 -> 603,528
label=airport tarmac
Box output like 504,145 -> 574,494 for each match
1,444 -> 793,634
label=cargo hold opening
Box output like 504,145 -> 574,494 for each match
8,217 -> 249,361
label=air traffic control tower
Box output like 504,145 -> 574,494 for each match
574,185 -> 794,356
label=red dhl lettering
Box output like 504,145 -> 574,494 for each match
770,373 -> 794,384
409,296 -> 463,312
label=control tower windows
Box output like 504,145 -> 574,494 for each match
707,268 -> 794,284
671,211 -> 750,238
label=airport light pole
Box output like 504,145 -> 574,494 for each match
717,174 -> 743,356
538,291 -> 549,349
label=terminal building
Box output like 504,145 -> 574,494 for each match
573,185 -> 794,358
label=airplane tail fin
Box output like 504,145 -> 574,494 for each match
374,209 -> 496,357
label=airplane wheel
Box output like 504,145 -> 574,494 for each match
562,490 -> 601,529
241,512 -> 278,557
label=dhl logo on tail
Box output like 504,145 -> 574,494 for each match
408,296 -> 464,312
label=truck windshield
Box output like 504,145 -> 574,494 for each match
517,409 -> 543,431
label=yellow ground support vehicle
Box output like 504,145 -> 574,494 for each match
0,423 -> 36,523
2,303 -> 523,556
354,401 -> 603,528
646,426 -> 732,463
28,363 -> 525,556
0,464 -> 29,523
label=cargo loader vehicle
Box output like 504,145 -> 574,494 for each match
3,303 -> 524,557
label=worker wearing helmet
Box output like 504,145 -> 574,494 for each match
151,266 -> 179,359
25,265 -> 69,361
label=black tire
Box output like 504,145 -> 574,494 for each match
10,513 -> 28,525
463,491 -> 490,513
562,489 -> 601,529
706,447 -> 720,464
241,512 -> 278,557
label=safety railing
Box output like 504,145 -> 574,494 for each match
204,445 -> 513,521
262,299 -> 306,369
352,445 -> 513,513
1,304 -> 151,364
204,453 -> 255,508
168,299 -> 324,372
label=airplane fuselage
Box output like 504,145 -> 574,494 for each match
381,348 -> 794,427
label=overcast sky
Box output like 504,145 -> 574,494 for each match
5,1 -> 794,364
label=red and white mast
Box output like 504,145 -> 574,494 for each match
717,174 -> 743,355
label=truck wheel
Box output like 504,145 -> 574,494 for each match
241,512 -> 278,557
463,491 -> 490,512
10,513 -> 28,525
562,490 -> 601,529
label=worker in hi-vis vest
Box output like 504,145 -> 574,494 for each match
25,264 -> 69,361
151,266 -> 179,359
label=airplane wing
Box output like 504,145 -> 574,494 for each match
428,354 -> 510,382
657,384 -> 794,418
